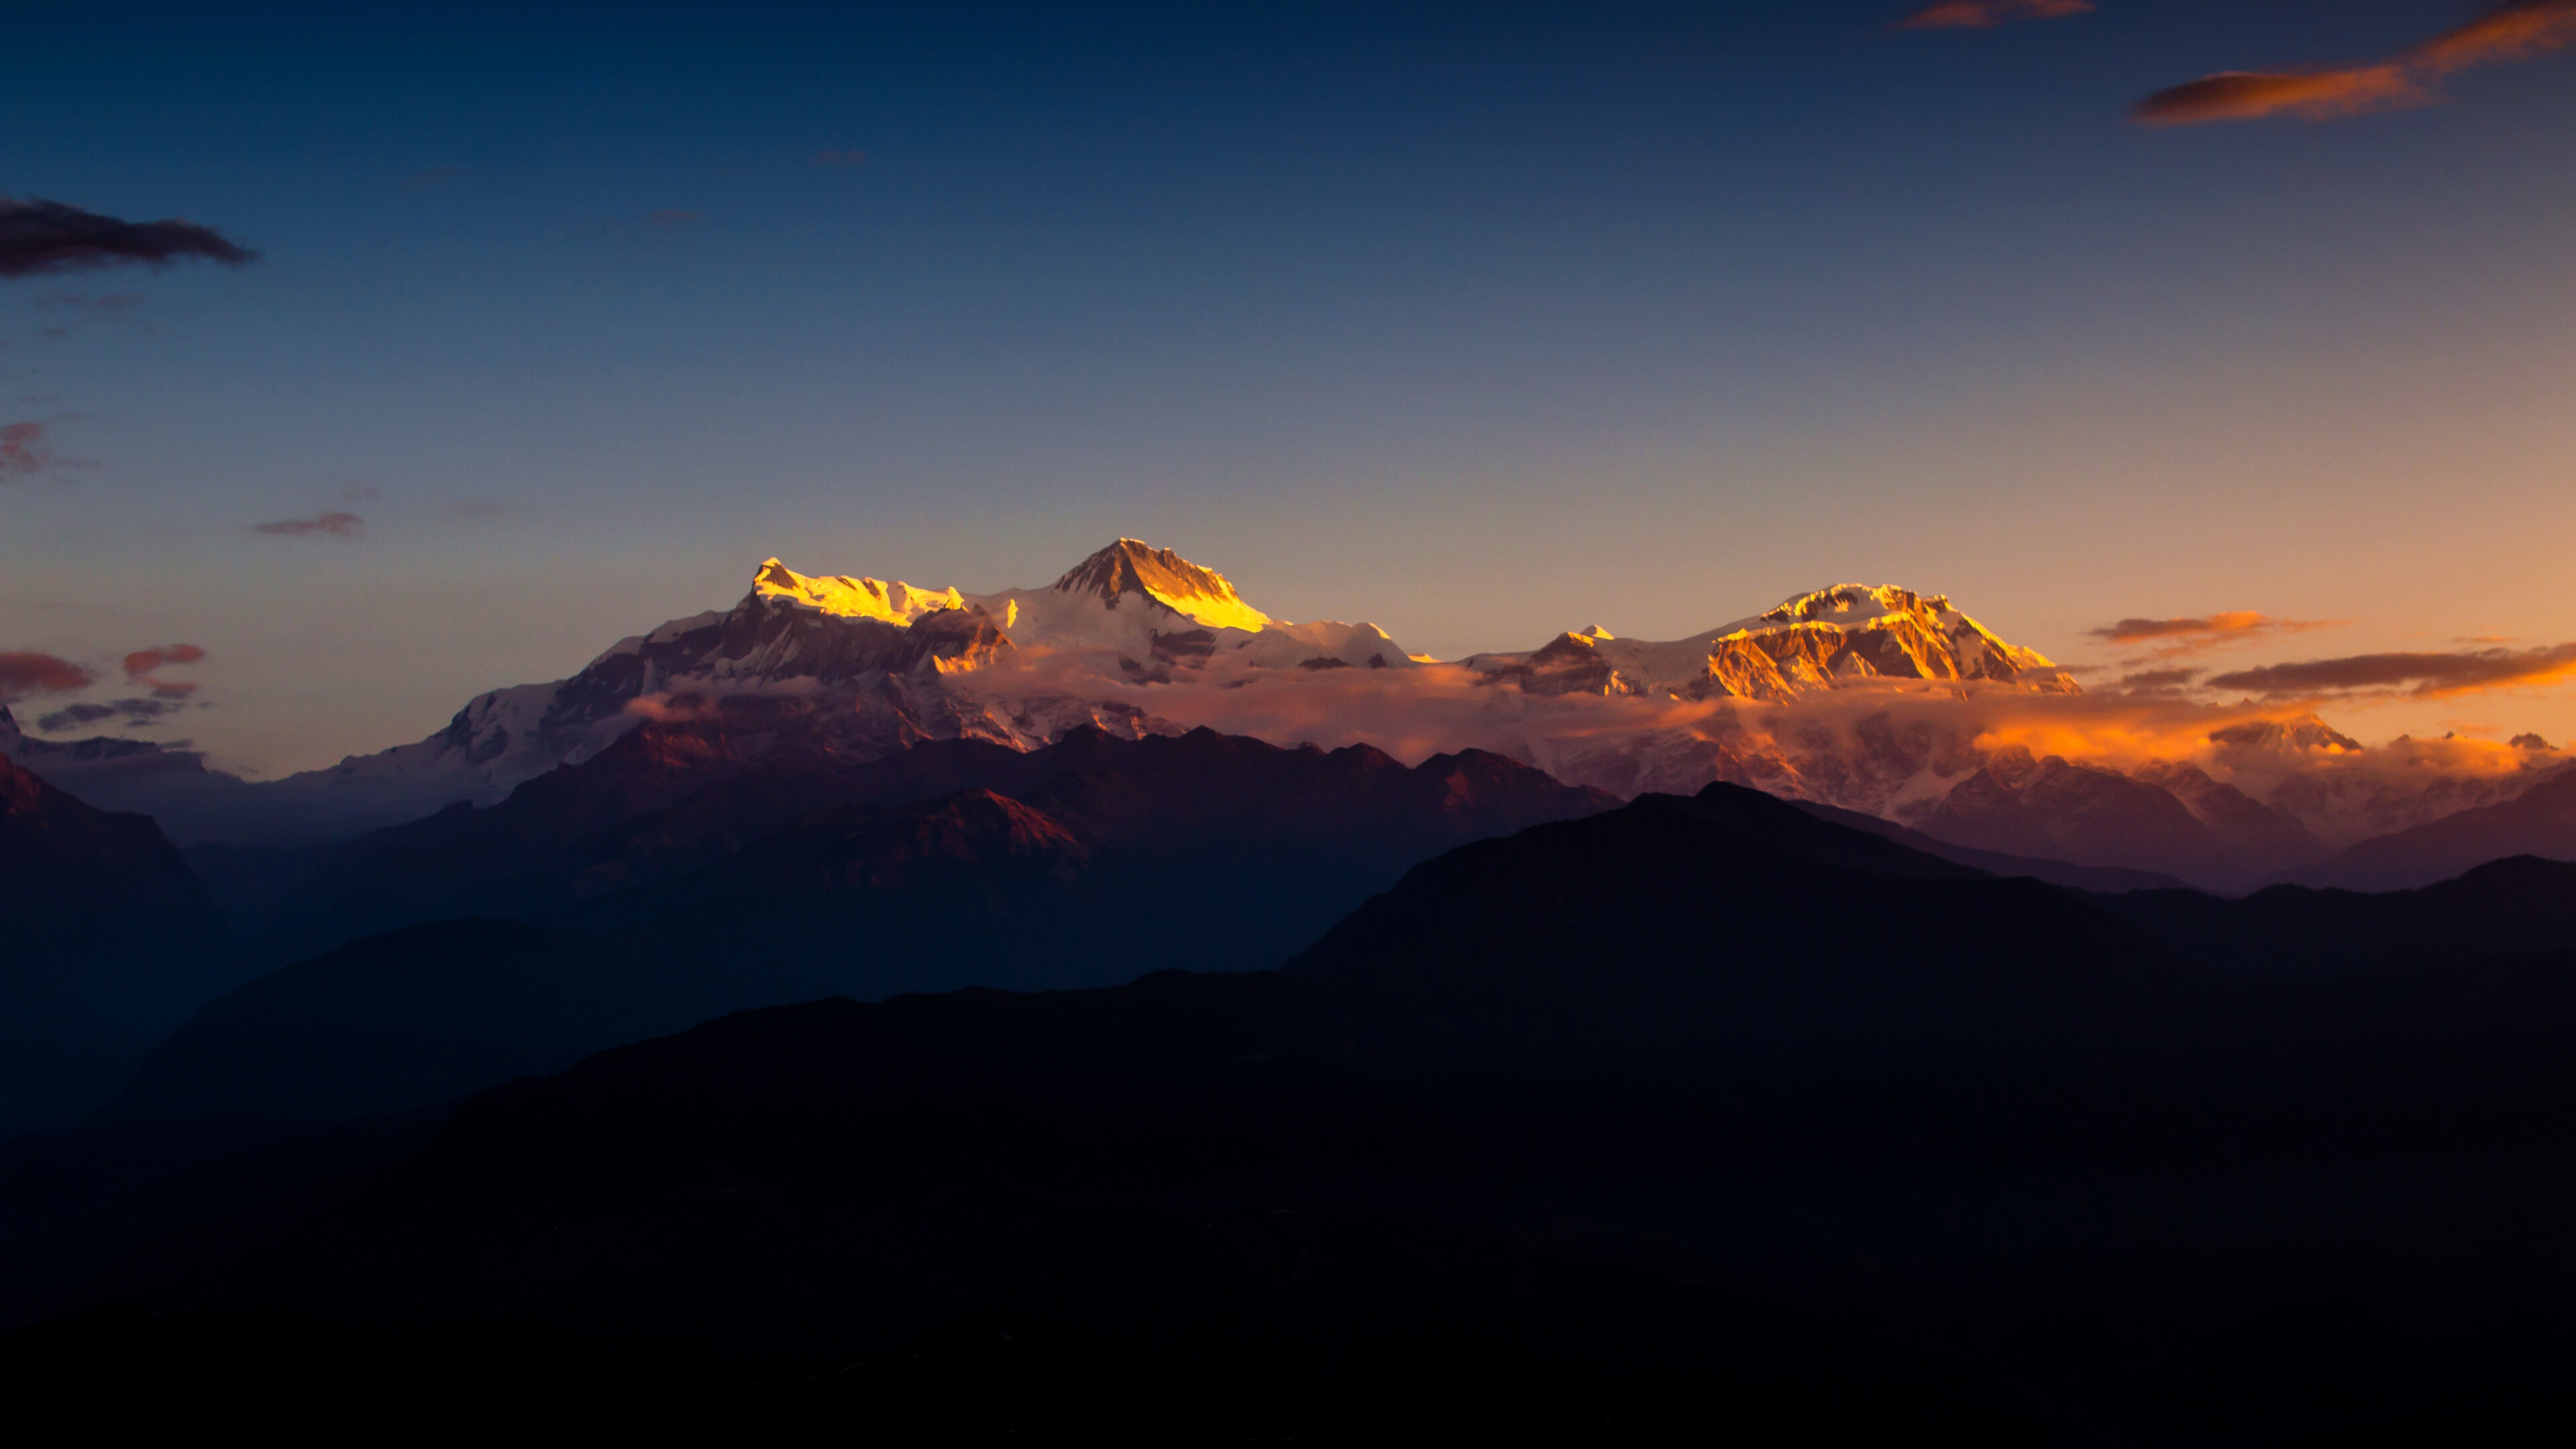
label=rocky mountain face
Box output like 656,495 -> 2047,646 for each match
1905,747 -> 2326,889
1462,583 -> 2078,701
2271,763 -> 2576,892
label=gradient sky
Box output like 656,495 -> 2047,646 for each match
5,1 -> 2573,777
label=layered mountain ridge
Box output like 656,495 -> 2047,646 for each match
6,539 -> 2564,888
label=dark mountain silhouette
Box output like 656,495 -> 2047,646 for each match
2092,855 -> 2576,980
2271,763 -> 2576,892
0,756 -> 225,1137
98,729 -> 1614,1132
30,782 -> 2576,1441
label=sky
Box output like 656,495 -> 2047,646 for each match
4,0 -> 2573,778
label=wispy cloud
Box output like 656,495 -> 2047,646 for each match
1897,0 -> 2091,32
649,209 -> 701,229
254,511 -> 365,538
811,150 -> 870,167
0,196 -> 259,278
2115,667 -> 2201,693
123,643 -> 206,698
2137,0 -> 2576,127
2208,642 -> 2576,699
0,421 -> 55,477
2086,611 -> 2345,661
406,166 -> 467,189
0,650 -> 93,700
36,696 -> 189,732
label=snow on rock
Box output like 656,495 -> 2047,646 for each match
21,541 -> 2556,868
1460,583 -> 2080,702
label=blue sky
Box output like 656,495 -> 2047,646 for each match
5,1 -> 2574,773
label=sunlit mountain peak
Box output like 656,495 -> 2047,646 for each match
1052,539 -> 1273,634
751,557 -> 967,627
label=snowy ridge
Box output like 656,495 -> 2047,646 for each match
1461,582 -> 2079,702
12,539 -> 2558,871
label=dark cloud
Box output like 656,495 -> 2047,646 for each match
2116,668 -> 2201,692
34,696 -> 186,733
0,651 -> 93,700
254,511 -> 365,538
0,196 -> 259,279
649,209 -> 701,229
1897,0 -> 2091,31
406,166 -> 467,189
812,150 -> 870,167
2137,0 -> 2576,127
2208,643 -> 2576,700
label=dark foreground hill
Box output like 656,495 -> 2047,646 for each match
0,756 -> 225,1138
99,727 -> 1612,1132
15,783 -> 2576,1442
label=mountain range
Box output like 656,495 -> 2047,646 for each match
9,539 -> 2565,891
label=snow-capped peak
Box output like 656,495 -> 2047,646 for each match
1051,539 -> 1272,633
751,557 -> 967,626
1758,583 -> 1946,628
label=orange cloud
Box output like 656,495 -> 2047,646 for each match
2208,643 -> 2576,700
1897,0 -> 2092,31
2086,612 -> 2345,661
122,643 -> 206,698
0,650 -> 93,700
2135,67 -> 2422,126
2415,0 -> 2576,72
2137,1 -> 2576,127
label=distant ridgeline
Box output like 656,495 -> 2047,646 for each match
6,539 -> 2563,893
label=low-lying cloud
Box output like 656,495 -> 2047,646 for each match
254,511 -> 365,538
35,697 -> 189,733
1898,0 -> 2091,30
2137,0 -> 2576,126
0,196 -> 259,278
2208,642 -> 2576,699
0,651 -> 93,701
